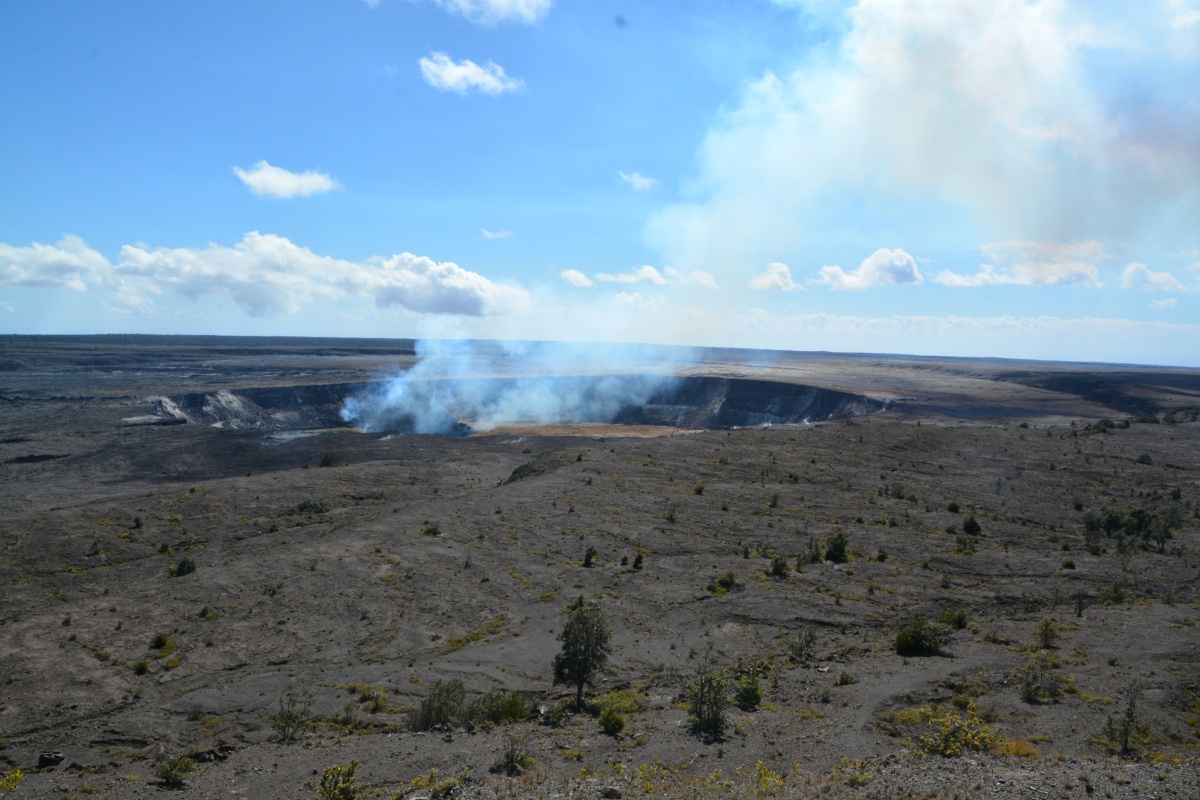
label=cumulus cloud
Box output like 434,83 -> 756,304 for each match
936,240 -> 1106,287
419,52 -> 522,94
0,235 -> 113,291
647,1 -> 1200,276
1,232 -> 529,318
481,228 -> 512,239
560,269 -> 593,287
232,161 -> 340,199
814,248 -> 922,291
1121,263 -> 1190,292
594,265 -> 716,288
618,171 -> 659,192
748,262 -> 799,291
432,0 -> 552,25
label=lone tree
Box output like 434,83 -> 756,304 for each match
552,603 -> 612,709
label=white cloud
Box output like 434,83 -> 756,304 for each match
647,2 -> 1200,277
814,248 -> 922,291
1171,8 -> 1200,30
663,267 -> 718,288
936,240 -> 1106,287
367,252 -> 531,315
481,228 -> 512,239
618,171 -> 659,192
1,232 -> 529,318
432,0 -> 552,25
0,235 -> 113,291
594,265 -> 716,288
748,262 -> 799,291
560,269 -> 593,287
1150,298 -> 1179,308
419,52 -> 523,94
596,265 -> 667,285
1121,263 -> 1190,292
232,161 -> 340,199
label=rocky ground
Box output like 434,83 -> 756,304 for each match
0,337 -> 1197,799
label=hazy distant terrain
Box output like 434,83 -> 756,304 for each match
1,336 -> 1197,799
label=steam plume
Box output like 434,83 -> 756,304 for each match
339,339 -> 692,434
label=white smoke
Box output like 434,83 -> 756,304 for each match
339,339 -> 695,434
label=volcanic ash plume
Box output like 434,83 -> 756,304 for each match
338,339 -> 689,434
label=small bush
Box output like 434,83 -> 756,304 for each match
490,733 -> 536,776
582,545 -> 597,568
707,571 -> 739,596
131,659 -> 149,675
1017,652 -> 1065,704
735,674 -> 763,711
769,555 -> 789,578
786,627 -> 818,662
466,688 -> 533,727
687,650 -> 732,735
155,754 -> 197,787
1035,618 -> 1058,649
169,558 -> 196,577
317,760 -> 359,800
834,671 -> 858,686
270,690 -> 312,743
895,616 -> 954,657
273,687 -> 314,743
947,502 -> 960,513
1099,682 -> 1149,755
962,516 -> 982,535
631,553 -> 643,571
598,707 -> 626,735
409,678 -> 466,731
824,531 -> 848,563
916,709 -> 1000,757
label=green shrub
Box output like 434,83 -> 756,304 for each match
735,674 -> 763,711
273,687 -> 314,743
824,531 -> 848,563
1035,618 -> 1058,649
409,678 -> 466,730
1017,652 -> 1065,704
962,516 -> 981,535
490,733 -> 536,776
317,761 -> 359,800
687,650 -> 732,735
834,671 -> 858,686
632,553 -> 643,571
769,555 -> 789,578
155,754 -> 197,787
598,707 -> 626,735
466,688 -> 533,727
270,690 -> 312,743
938,609 -> 968,630
895,616 -> 954,657
785,627 -> 818,662
582,545 -> 597,568
707,571 -> 739,596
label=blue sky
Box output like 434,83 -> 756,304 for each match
2,0 -> 1199,366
